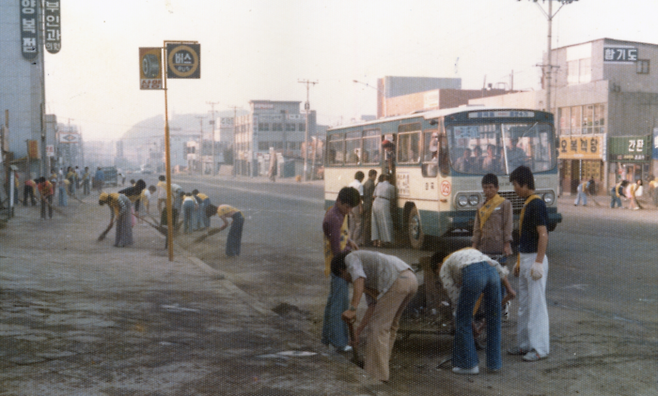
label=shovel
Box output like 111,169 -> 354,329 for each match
347,322 -> 364,368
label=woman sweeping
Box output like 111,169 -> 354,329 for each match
206,204 -> 244,257
99,192 -> 133,247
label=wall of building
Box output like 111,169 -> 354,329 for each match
608,91 -> 658,138
0,0 -> 45,161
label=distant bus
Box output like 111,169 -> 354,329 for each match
324,106 -> 562,249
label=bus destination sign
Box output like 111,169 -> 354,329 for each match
468,111 -> 535,119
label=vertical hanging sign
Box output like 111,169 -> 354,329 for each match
44,1 -> 62,54
139,47 -> 163,90
20,0 -> 39,59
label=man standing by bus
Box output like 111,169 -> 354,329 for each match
348,171 -> 365,246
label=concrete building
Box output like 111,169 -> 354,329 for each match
376,76 -> 462,118
471,38 -> 658,194
0,0 -> 53,178
234,100 -> 317,177
384,88 -> 511,117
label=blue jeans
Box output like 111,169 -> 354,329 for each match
321,273 -> 349,349
610,194 -> 622,208
58,185 -> 67,206
453,261 -> 502,370
182,200 -> 196,233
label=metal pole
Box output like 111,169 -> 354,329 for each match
546,0 -> 553,113
207,101 -> 219,176
163,44 -> 174,261
298,79 -> 317,181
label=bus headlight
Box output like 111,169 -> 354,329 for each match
457,195 -> 469,207
543,191 -> 555,205
468,195 -> 480,206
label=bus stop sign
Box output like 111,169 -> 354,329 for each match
166,43 -> 200,79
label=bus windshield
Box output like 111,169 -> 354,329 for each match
446,122 -> 556,175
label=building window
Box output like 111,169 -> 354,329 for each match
272,123 -> 283,131
568,58 -> 591,85
637,60 -> 650,74
285,123 -> 295,132
259,123 -> 270,131
299,123 -> 305,131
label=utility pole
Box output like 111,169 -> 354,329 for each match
207,101 -> 220,176
523,0 -> 577,113
298,79 -> 317,181
226,105 -> 242,177
195,116 -> 205,174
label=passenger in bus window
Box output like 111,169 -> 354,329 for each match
505,138 -> 528,171
454,148 -> 473,173
482,144 -> 499,173
472,146 -> 485,173
382,140 -> 395,175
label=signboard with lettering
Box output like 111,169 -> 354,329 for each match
44,1 -> 61,54
20,0 -> 39,59
139,47 -> 163,90
608,135 -> 651,162
59,133 -> 80,144
166,43 -> 200,79
27,140 -> 40,159
603,47 -> 638,63
558,135 -> 604,160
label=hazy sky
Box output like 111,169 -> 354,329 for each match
44,0 -> 658,141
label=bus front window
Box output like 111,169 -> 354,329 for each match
447,122 -> 555,175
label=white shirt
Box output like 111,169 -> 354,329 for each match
349,179 -> 364,197
345,251 -> 412,302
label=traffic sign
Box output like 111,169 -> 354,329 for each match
166,43 -> 200,79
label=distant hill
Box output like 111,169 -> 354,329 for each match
121,111 -> 247,142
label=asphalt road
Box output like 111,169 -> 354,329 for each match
137,173 -> 658,395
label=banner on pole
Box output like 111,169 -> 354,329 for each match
140,47 -> 163,90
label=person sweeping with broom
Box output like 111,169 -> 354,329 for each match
99,192 -> 133,247
205,204 -> 244,257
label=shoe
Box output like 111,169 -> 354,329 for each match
336,345 -> 353,352
507,346 -> 529,355
452,366 -> 479,375
522,350 -> 546,362
502,301 -> 511,321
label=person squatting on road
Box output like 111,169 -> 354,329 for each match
206,204 -> 244,257
36,177 -> 54,219
436,248 -> 515,375
333,250 -> 418,382
508,166 -> 550,362
322,187 -> 360,352
99,192 -> 133,248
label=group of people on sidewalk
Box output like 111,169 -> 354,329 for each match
322,166 -> 550,382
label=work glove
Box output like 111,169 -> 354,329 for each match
530,262 -> 543,281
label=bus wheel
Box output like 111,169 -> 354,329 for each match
408,206 -> 425,249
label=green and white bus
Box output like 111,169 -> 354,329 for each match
324,106 -> 562,249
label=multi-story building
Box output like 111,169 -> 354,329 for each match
471,38 -> 658,194
375,76 -> 462,118
234,100 -> 316,177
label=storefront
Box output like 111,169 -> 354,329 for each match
558,134 -> 605,195
607,135 -> 652,186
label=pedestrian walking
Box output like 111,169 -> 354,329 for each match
508,166 -> 550,362
322,187 -> 360,352
94,167 -> 105,193
333,250 -> 418,382
82,167 -> 91,196
99,192 -> 133,247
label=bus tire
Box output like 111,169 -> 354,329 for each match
408,206 -> 425,249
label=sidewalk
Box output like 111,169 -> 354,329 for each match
0,191 -> 392,395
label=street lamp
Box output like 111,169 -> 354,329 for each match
519,0 -> 578,114
353,79 -> 387,118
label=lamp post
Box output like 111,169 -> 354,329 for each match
521,0 -> 578,114
353,80 -> 387,118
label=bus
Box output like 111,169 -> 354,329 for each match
324,106 -> 562,249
